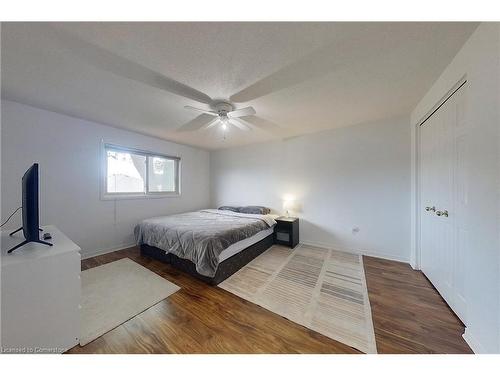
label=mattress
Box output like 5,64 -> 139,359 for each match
218,227 -> 274,262
135,209 -> 276,277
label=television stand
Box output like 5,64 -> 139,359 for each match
9,227 -> 43,236
1,225 -> 81,353
7,238 -> 53,253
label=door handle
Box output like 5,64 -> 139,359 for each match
425,206 -> 436,212
436,210 -> 448,217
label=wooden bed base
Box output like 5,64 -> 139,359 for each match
140,233 -> 274,285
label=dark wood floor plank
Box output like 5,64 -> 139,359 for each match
67,247 -> 472,354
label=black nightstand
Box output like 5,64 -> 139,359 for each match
274,216 -> 299,248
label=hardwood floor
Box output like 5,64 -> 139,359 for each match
363,256 -> 472,353
67,246 -> 472,354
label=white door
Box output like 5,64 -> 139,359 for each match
451,85 -> 468,318
419,83 -> 468,323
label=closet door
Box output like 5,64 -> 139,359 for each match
420,104 -> 455,304
420,112 -> 440,290
451,85 -> 468,319
419,83 -> 467,323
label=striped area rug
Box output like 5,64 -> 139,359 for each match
219,244 -> 377,353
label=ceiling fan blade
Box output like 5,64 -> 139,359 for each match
176,114 -> 217,132
203,118 -> 221,130
39,24 -> 213,104
184,106 -> 218,116
229,24 -> 408,103
239,116 -> 283,136
228,106 -> 256,118
229,119 -> 251,131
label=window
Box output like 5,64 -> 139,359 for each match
103,144 -> 180,198
148,156 -> 176,193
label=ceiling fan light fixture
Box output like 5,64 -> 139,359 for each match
220,114 -> 229,130
180,101 -> 259,133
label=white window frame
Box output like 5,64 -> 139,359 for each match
101,143 -> 181,200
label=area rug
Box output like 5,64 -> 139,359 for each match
80,258 -> 180,346
219,244 -> 377,353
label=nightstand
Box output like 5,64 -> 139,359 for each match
274,216 -> 299,248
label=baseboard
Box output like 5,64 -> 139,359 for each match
299,239 -> 410,264
83,240 -> 409,264
462,328 -> 485,354
81,242 -> 136,260
409,260 -> 420,270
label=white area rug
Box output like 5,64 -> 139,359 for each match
219,244 -> 377,353
80,258 -> 179,346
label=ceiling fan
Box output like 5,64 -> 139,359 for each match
180,102 -> 258,133
42,25 -> 284,136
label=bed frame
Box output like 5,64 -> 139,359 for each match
140,233 -> 274,285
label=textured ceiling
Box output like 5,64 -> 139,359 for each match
1,22 -> 478,149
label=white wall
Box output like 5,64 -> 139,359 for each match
1,100 -> 210,258
411,23 -> 500,353
211,116 -> 411,262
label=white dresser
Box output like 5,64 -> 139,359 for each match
1,225 -> 81,353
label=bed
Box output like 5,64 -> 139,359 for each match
135,209 -> 276,285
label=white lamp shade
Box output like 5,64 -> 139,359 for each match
283,199 -> 295,210
283,198 -> 297,217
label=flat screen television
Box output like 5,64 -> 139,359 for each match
8,163 -> 52,253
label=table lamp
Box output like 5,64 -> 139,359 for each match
283,197 -> 296,218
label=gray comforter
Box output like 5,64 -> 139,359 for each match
134,209 -> 276,277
